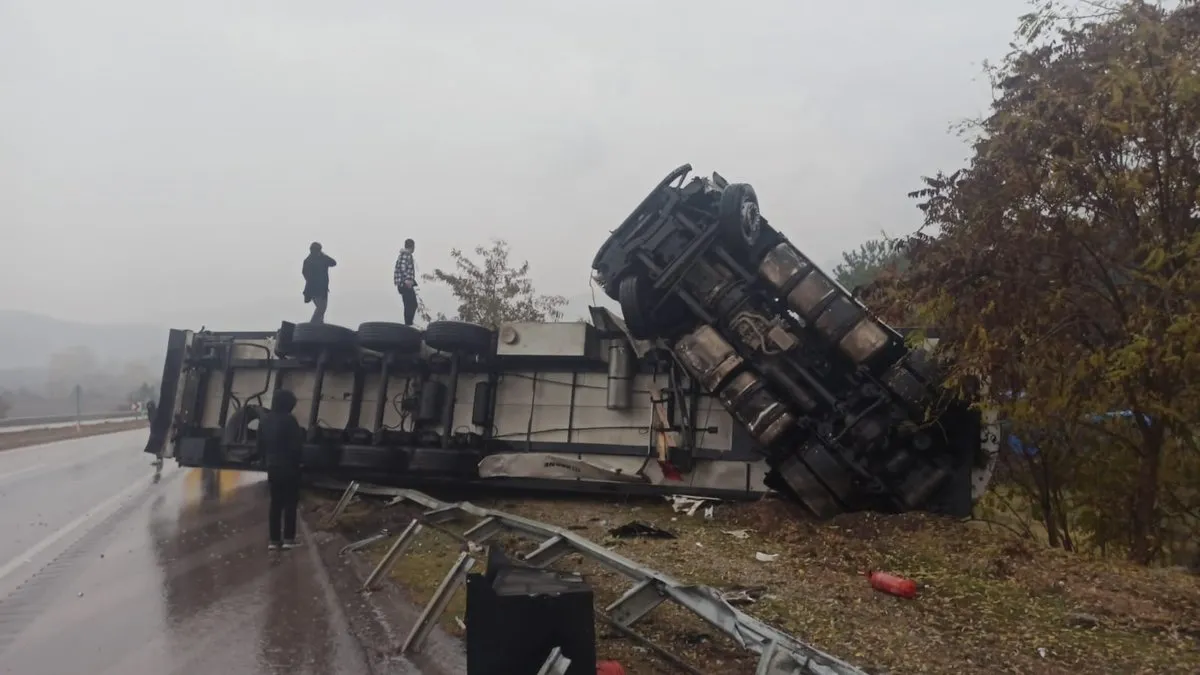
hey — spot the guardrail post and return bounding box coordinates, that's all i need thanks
[400,552,475,654]
[324,481,361,526]
[362,519,424,592]
[339,529,390,556]
[521,534,573,568]
[462,516,504,544]
[605,579,667,628]
[535,646,573,675]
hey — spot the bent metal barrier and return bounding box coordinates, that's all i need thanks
[321,479,869,675]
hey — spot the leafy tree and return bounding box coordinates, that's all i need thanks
[883,0,1200,563]
[832,235,908,292]
[421,239,568,328]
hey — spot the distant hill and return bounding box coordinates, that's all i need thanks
[0,310,166,371]
[0,310,167,417]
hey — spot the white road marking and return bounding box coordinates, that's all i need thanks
[0,476,149,584]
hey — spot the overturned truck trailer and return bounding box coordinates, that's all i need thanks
[592,164,998,518]
[144,165,997,517]
[145,312,776,500]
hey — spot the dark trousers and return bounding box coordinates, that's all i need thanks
[398,286,418,326]
[310,294,328,324]
[268,469,301,542]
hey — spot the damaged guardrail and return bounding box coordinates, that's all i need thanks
[319,479,869,675]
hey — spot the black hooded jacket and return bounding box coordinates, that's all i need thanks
[302,252,337,301]
[257,390,304,471]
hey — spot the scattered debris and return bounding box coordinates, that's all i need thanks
[455,616,466,631]
[754,552,778,562]
[867,571,918,599]
[702,505,715,520]
[722,529,752,540]
[608,521,676,539]
[720,585,768,605]
[666,495,720,517]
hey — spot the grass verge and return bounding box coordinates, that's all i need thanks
[305,491,1200,675]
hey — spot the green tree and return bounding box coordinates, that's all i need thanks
[422,239,568,328]
[832,235,908,292]
[884,0,1200,564]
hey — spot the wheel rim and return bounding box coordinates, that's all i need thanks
[740,201,761,243]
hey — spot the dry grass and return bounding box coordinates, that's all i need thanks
[306,491,1200,675]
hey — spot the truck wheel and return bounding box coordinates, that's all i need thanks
[292,323,357,350]
[717,183,762,250]
[618,275,654,339]
[423,320,493,355]
[357,322,423,354]
[618,275,692,340]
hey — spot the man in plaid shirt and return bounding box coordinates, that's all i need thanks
[394,238,418,326]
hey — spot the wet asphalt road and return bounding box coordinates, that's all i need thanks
[0,430,373,675]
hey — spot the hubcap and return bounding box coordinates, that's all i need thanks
[740,201,761,242]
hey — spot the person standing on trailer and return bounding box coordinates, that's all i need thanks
[257,389,305,550]
[393,238,419,326]
[302,242,337,324]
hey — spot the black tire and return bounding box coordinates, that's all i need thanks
[717,183,762,250]
[423,320,493,355]
[618,275,692,340]
[222,404,263,445]
[357,322,423,354]
[292,322,357,350]
[618,275,654,340]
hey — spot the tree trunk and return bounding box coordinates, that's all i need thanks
[1129,424,1165,565]
[1037,456,1062,549]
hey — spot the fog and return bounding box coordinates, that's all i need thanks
[1,0,1030,328]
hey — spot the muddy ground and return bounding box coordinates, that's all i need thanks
[305,490,1200,675]
[0,419,148,452]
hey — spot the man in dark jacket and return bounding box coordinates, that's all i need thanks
[257,389,305,550]
[302,242,337,324]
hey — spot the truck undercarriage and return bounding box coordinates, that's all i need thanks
[146,310,774,502]
[146,164,997,518]
[592,165,995,518]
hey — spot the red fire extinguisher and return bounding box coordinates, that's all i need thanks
[867,570,918,599]
[597,661,626,675]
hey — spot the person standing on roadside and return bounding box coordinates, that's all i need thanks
[393,238,419,326]
[302,242,337,324]
[258,389,304,550]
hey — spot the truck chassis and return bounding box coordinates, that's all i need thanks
[592,165,993,518]
[146,311,775,502]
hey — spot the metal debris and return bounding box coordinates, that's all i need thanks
[318,479,868,675]
[609,521,677,539]
[666,494,720,516]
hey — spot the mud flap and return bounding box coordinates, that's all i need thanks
[144,329,190,458]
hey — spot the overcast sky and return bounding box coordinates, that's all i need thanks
[1,0,1032,329]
